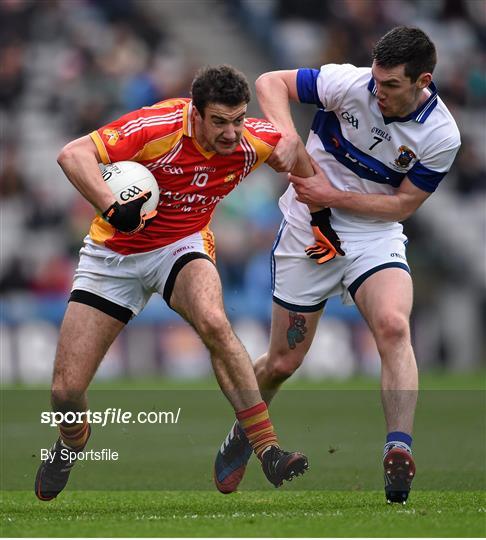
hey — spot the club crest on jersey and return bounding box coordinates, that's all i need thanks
[395,145,416,168]
[331,136,340,148]
[224,171,237,183]
[103,128,123,146]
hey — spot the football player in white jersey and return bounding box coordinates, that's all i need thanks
[213,26,461,504]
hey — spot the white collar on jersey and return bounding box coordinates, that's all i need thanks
[367,77,438,125]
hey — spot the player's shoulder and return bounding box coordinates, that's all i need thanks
[117,97,188,137]
[318,63,371,85]
[421,96,461,154]
[142,97,190,113]
[244,117,281,147]
[139,98,187,125]
[433,97,461,144]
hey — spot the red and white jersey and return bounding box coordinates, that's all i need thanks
[89,98,280,255]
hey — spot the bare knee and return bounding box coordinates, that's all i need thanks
[51,370,87,412]
[51,385,86,413]
[194,309,233,349]
[374,312,410,351]
[258,351,304,384]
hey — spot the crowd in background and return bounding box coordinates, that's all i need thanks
[1,0,484,381]
[1,0,194,294]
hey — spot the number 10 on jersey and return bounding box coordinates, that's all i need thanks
[191,172,209,187]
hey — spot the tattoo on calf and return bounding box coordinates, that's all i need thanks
[287,312,307,350]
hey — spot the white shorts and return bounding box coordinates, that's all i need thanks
[271,221,410,312]
[71,230,216,322]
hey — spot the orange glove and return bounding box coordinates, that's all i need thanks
[305,209,345,264]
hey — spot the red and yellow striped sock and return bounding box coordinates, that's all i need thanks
[59,418,90,450]
[236,401,278,459]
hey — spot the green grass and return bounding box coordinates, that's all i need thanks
[6,370,485,391]
[1,490,485,537]
[1,373,485,536]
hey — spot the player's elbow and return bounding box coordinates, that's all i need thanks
[57,144,75,168]
[395,204,416,222]
[255,72,274,94]
[257,70,299,104]
[58,139,86,167]
[58,136,98,168]
[256,71,288,96]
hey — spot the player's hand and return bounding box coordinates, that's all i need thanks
[267,133,301,172]
[290,157,339,207]
[305,208,345,264]
[102,191,157,234]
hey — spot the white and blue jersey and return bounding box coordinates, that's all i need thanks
[279,63,461,240]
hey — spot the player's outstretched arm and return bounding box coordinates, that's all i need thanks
[256,70,302,172]
[290,158,431,222]
[257,70,345,264]
[289,146,345,264]
[57,135,116,212]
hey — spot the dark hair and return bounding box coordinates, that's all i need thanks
[191,65,251,116]
[372,26,437,82]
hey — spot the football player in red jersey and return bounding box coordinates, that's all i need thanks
[35,65,310,500]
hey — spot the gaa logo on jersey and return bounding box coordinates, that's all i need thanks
[103,128,123,146]
[394,145,416,168]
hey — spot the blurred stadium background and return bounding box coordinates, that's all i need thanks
[0,0,484,384]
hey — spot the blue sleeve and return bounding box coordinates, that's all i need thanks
[296,68,324,109]
[407,161,447,193]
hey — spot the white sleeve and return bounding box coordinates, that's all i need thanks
[297,64,362,111]
[316,64,362,111]
[408,133,461,192]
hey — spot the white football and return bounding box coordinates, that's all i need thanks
[99,161,159,214]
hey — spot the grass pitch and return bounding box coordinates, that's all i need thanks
[1,373,485,536]
[2,490,485,537]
